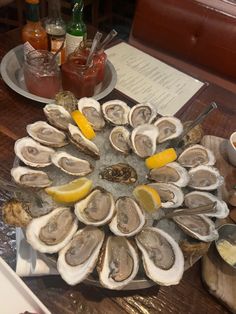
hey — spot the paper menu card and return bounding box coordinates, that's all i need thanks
[106,42,204,115]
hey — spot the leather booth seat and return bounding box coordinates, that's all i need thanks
[129,0,236,83]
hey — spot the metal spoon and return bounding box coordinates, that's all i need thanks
[86,31,103,66]
[98,29,118,50]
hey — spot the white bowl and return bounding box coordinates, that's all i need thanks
[227,131,236,167]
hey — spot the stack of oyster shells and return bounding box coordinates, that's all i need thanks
[8,96,229,290]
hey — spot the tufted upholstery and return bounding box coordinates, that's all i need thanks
[129,0,236,81]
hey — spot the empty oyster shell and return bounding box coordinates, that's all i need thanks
[55,91,78,113]
[74,187,115,226]
[154,117,183,143]
[14,137,55,168]
[182,121,204,147]
[27,121,68,147]
[178,144,215,168]
[109,126,131,155]
[57,226,105,285]
[68,124,100,159]
[184,191,229,218]
[109,197,145,237]
[78,97,105,131]
[102,100,130,125]
[148,182,184,208]
[131,124,159,158]
[135,227,184,286]
[52,151,93,176]
[26,207,78,253]
[99,163,137,184]
[147,162,189,187]
[98,236,139,290]
[1,199,32,227]
[188,165,223,190]
[11,166,52,188]
[43,103,74,131]
[173,214,218,242]
[128,103,157,128]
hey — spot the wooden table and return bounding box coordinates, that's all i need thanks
[0,29,235,314]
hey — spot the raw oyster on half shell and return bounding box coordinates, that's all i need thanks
[188,165,223,190]
[102,100,130,125]
[178,145,215,168]
[57,226,105,285]
[78,98,105,131]
[109,197,145,237]
[43,104,74,131]
[154,117,183,143]
[109,126,131,155]
[135,227,184,286]
[128,103,157,128]
[11,166,52,188]
[26,207,78,253]
[98,236,139,290]
[99,163,137,184]
[52,151,93,176]
[14,137,55,168]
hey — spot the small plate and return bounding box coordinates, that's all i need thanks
[0,45,117,103]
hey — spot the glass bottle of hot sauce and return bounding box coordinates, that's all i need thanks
[65,0,87,57]
[22,0,48,58]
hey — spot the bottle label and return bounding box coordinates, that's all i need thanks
[66,33,83,56]
[49,36,66,65]
[23,41,35,59]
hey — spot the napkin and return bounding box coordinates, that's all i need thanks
[16,228,58,277]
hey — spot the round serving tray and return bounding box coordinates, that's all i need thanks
[0,45,117,103]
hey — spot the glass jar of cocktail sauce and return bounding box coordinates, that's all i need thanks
[79,39,107,83]
[61,51,98,98]
[23,50,61,98]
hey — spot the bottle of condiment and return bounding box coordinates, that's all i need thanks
[44,0,66,65]
[22,0,48,58]
[65,0,87,57]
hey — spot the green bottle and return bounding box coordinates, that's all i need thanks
[66,0,87,56]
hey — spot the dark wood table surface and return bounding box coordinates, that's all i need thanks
[0,29,235,314]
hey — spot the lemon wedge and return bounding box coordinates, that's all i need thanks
[133,185,161,213]
[45,177,92,203]
[71,110,96,140]
[145,148,177,169]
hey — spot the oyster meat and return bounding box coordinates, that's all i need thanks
[188,165,223,190]
[27,121,68,147]
[154,117,183,143]
[14,137,55,168]
[74,187,115,226]
[102,100,130,125]
[57,226,105,285]
[78,97,105,131]
[52,151,93,176]
[147,162,189,187]
[135,227,184,286]
[109,126,131,155]
[26,207,78,253]
[68,124,100,159]
[109,197,145,237]
[43,104,74,131]
[99,163,137,184]
[178,144,215,168]
[131,124,159,158]
[11,166,52,188]
[98,236,139,290]
[128,103,156,128]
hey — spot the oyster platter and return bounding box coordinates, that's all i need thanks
[2,91,229,290]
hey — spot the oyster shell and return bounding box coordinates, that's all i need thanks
[188,165,223,190]
[128,103,156,128]
[99,163,137,184]
[1,199,32,227]
[43,103,74,131]
[55,91,78,113]
[131,124,159,158]
[154,117,183,143]
[182,121,204,147]
[52,151,93,176]
[173,214,218,242]
[148,182,184,208]
[27,121,68,147]
[57,226,105,285]
[102,100,130,125]
[14,137,55,168]
[135,227,184,286]
[11,166,52,188]
[109,197,145,237]
[178,144,215,168]
[26,207,78,253]
[109,126,131,155]
[147,162,189,187]
[68,124,100,159]
[78,97,105,131]
[74,187,115,226]
[184,191,229,218]
[98,236,139,290]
